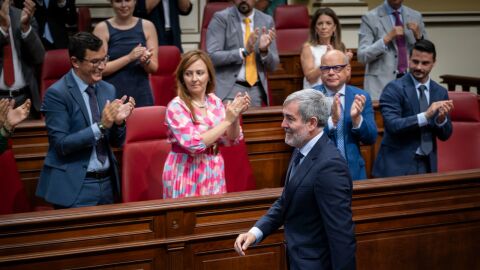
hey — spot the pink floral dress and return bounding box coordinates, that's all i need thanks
[162,94,242,198]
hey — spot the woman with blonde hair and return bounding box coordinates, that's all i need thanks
[162,50,251,199]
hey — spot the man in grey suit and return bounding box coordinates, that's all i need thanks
[357,0,427,100]
[0,0,45,115]
[206,0,279,106]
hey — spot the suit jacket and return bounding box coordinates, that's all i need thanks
[36,70,126,207]
[0,7,45,111]
[314,84,377,180]
[255,133,356,270]
[357,3,427,100]
[206,7,279,104]
[34,0,77,49]
[134,0,192,52]
[372,74,453,178]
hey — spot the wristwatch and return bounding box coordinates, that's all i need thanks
[97,122,107,135]
[241,48,250,58]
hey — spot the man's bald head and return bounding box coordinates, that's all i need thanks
[320,50,351,92]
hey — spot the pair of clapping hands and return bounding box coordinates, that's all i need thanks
[225,92,251,123]
[129,43,153,65]
[99,96,136,128]
[245,27,276,55]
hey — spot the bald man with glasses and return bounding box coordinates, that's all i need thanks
[313,50,377,180]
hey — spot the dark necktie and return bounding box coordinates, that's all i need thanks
[393,10,407,74]
[86,85,107,164]
[418,85,432,155]
[287,149,304,182]
[3,43,15,87]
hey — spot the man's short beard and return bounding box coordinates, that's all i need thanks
[237,2,252,15]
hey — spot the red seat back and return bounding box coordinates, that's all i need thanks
[77,7,92,32]
[122,106,170,202]
[0,149,31,214]
[437,92,480,172]
[274,5,310,54]
[200,2,232,51]
[150,46,181,106]
[41,49,70,99]
[220,139,256,192]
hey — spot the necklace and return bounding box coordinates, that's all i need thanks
[192,99,206,108]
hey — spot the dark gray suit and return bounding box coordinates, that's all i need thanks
[0,6,45,111]
[206,7,279,104]
[357,3,426,100]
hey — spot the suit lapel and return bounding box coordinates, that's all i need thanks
[378,5,398,51]
[229,8,244,47]
[403,74,421,114]
[283,134,326,212]
[344,86,354,130]
[66,72,90,125]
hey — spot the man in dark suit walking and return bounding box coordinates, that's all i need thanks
[373,39,453,177]
[36,32,135,208]
[234,89,356,270]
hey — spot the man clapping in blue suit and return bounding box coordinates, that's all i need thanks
[36,32,135,208]
[314,50,377,180]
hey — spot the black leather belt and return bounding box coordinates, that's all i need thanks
[235,81,259,88]
[0,86,27,97]
[85,170,110,179]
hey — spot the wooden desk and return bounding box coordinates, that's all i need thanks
[1,169,479,269]
[440,74,480,94]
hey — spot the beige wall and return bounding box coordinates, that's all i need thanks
[364,0,480,12]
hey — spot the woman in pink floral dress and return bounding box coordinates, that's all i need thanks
[162,50,251,199]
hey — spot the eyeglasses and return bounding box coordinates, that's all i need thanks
[82,55,110,68]
[319,64,347,74]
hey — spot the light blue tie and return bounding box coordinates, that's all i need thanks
[43,0,54,44]
[336,94,346,159]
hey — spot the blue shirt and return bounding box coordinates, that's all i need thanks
[71,70,110,172]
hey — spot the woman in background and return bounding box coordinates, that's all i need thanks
[94,0,158,107]
[301,7,352,89]
[163,50,251,199]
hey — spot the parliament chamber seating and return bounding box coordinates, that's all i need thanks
[40,49,70,99]
[274,5,310,54]
[150,46,181,106]
[0,149,31,215]
[122,106,170,202]
[220,136,256,192]
[199,2,232,51]
[437,92,480,172]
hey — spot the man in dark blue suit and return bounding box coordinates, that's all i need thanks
[234,89,356,270]
[36,32,135,208]
[314,50,377,180]
[373,39,453,177]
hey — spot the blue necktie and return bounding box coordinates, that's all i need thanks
[418,85,432,155]
[86,85,107,164]
[287,149,304,183]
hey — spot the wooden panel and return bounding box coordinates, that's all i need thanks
[0,170,479,269]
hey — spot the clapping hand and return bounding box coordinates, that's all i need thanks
[20,0,36,32]
[129,43,147,63]
[350,94,365,128]
[258,27,276,53]
[225,92,251,123]
[7,99,31,128]
[331,94,342,127]
[0,0,10,32]
[115,96,135,124]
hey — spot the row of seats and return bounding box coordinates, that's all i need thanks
[40,46,180,107]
